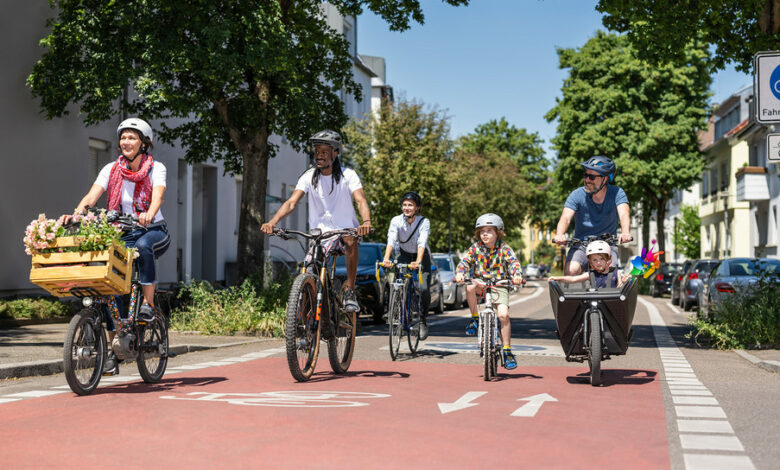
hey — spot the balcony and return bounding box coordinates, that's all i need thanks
[735,166,769,202]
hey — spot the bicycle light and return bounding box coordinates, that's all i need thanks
[559,296,565,302]
[82,297,93,307]
[591,301,598,307]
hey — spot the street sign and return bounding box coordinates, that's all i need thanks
[767,133,780,161]
[754,51,780,124]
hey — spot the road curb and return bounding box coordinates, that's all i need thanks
[0,338,266,380]
[733,349,780,373]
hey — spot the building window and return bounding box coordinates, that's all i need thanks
[701,172,709,197]
[714,104,740,141]
[720,161,729,191]
[710,167,718,196]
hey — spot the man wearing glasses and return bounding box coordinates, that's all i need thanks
[553,156,631,275]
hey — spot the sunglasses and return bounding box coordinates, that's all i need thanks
[583,173,602,181]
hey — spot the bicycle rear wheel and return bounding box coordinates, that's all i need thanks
[588,311,602,386]
[285,273,321,382]
[328,285,356,374]
[482,313,492,381]
[137,308,168,383]
[63,308,106,395]
[388,288,402,360]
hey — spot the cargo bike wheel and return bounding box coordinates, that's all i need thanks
[63,308,106,395]
[285,273,321,382]
[587,311,602,386]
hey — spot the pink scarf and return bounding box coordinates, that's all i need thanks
[107,155,154,215]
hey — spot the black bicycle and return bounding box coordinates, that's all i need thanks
[377,262,422,360]
[62,210,168,395]
[271,227,359,382]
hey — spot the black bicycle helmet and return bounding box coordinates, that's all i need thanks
[580,156,616,182]
[401,191,422,209]
[309,129,342,155]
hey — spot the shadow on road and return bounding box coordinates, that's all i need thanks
[91,376,227,395]
[565,369,657,387]
[304,369,410,383]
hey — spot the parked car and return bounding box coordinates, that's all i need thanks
[433,252,466,310]
[334,243,387,323]
[671,259,694,306]
[523,263,540,279]
[700,258,780,319]
[650,262,682,297]
[679,259,720,311]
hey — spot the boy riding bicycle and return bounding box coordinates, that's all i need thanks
[454,213,524,370]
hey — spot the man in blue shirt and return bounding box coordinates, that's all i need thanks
[553,156,631,275]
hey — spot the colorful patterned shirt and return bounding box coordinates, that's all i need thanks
[456,240,522,279]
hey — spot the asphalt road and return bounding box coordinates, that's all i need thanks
[2,281,779,469]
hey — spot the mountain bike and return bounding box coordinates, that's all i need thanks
[376,262,422,360]
[62,211,168,395]
[271,227,359,382]
[461,275,514,381]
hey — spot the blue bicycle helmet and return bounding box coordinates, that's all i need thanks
[580,156,616,182]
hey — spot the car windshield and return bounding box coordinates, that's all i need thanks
[729,259,780,276]
[335,247,381,267]
[694,261,719,274]
[434,257,452,271]
[661,264,682,274]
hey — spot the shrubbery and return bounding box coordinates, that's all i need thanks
[688,273,780,349]
[0,298,76,320]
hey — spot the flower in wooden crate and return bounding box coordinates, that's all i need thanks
[23,214,62,255]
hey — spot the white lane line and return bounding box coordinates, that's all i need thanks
[172,365,210,370]
[675,405,728,419]
[680,434,745,451]
[509,286,544,306]
[672,396,719,405]
[670,390,714,396]
[4,390,68,398]
[0,398,22,404]
[677,419,734,434]
[667,303,683,315]
[683,455,755,470]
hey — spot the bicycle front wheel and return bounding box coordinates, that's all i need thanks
[63,308,106,395]
[328,287,356,374]
[407,289,420,355]
[286,273,321,382]
[137,308,168,383]
[388,288,402,361]
[588,311,602,386]
[482,313,492,381]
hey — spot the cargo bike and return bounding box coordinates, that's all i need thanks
[548,235,638,386]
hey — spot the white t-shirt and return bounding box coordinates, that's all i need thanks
[95,160,166,222]
[295,167,361,231]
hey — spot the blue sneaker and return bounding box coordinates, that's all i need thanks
[503,349,517,370]
[465,318,478,336]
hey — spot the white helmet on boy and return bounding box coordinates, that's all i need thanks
[586,240,611,257]
[475,213,504,231]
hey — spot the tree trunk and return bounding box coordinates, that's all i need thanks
[656,197,667,263]
[237,133,270,284]
[641,201,651,251]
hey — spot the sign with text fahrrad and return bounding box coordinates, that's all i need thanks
[755,51,780,124]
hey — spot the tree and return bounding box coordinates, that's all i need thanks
[27,0,468,283]
[545,31,712,259]
[673,204,701,259]
[597,0,780,73]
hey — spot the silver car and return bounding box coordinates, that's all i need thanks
[433,253,466,310]
[679,259,719,311]
[523,263,540,279]
[700,258,780,319]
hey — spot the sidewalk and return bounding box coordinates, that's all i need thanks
[0,322,272,380]
[733,349,780,373]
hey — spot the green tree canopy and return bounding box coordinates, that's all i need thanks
[545,31,711,257]
[597,0,780,72]
[27,0,468,282]
[673,204,701,259]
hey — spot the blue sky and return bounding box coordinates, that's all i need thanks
[357,0,752,158]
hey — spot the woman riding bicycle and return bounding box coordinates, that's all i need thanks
[62,117,170,374]
[454,214,523,370]
[381,191,432,339]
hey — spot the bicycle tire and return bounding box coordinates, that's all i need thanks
[492,317,502,376]
[137,309,168,383]
[63,308,106,395]
[328,283,356,374]
[482,313,492,381]
[388,288,402,361]
[285,273,321,382]
[407,285,420,355]
[588,311,602,386]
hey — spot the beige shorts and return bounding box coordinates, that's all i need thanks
[480,286,509,307]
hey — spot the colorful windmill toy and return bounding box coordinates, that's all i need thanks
[628,240,664,278]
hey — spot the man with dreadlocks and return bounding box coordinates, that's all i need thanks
[261,130,371,313]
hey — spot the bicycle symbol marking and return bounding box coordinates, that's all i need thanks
[159,391,391,407]
[770,65,780,100]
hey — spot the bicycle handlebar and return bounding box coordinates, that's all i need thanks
[375,261,422,284]
[563,233,633,247]
[271,227,360,241]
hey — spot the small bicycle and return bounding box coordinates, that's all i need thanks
[461,275,514,381]
[271,227,358,382]
[62,211,168,395]
[376,262,422,360]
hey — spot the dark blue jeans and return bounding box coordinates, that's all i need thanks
[121,221,170,285]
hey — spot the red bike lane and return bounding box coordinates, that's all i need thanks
[2,358,668,469]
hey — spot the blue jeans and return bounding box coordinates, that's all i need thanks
[121,221,170,285]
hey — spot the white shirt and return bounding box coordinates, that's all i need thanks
[387,214,430,255]
[95,160,166,222]
[295,166,361,231]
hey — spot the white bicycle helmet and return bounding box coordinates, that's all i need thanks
[586,240,611,257]
[117,117,153,144]
[475,213,504,231]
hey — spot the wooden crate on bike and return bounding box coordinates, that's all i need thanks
[29,237,133,297]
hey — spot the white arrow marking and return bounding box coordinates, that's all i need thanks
[510,393,558,417]
[437,391,487,414]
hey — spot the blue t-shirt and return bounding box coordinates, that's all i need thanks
[564,186,629,239]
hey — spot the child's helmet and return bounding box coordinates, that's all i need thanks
[586,240,612,257]
[475,213,504,231]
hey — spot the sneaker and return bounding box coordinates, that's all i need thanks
[343,288,360,313]
[465,318,478,336]
[102,351,120,376]
[503,349,517,370]
[138,303,155,322]
[419,317,429,340]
